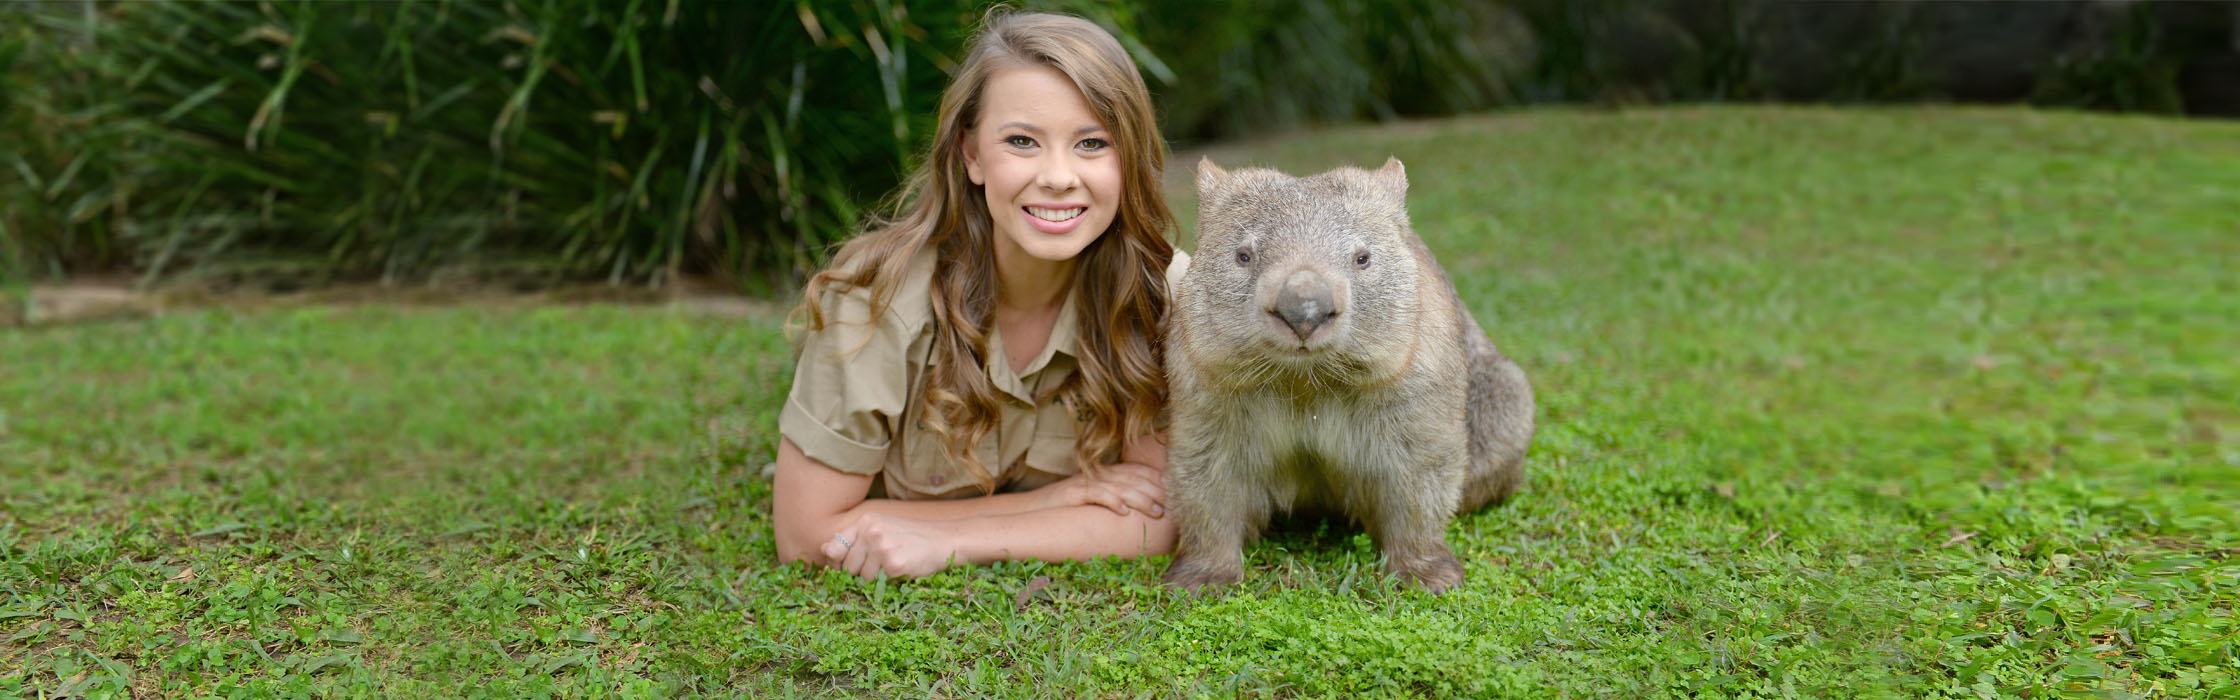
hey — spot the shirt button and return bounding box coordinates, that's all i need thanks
[930,474,945,487]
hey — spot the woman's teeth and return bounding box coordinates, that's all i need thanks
[1026,206,1085,222]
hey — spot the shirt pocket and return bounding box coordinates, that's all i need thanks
[893,428,983,499]
[1031,425,1084,467]
[1014,395,1088,488]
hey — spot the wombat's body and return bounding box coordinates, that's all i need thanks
[1163,158,1535,593]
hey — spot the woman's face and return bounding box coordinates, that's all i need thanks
[962,63,1122,268]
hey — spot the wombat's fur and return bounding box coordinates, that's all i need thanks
[1163,157,1535,593]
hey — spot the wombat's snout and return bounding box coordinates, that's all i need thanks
[1270,270,1339,341]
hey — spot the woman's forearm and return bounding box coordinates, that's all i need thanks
[945,504,1178,565]
[845,490,1051,521]
[777,438,1059,563]
[779,436,1180,573]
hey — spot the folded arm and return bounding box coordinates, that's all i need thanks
[771,433,1176,578]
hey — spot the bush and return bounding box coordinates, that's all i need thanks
[2,0,1535,288]
[2,0,998,290]
[4,1,2229,288]
[1132,0,1531,141]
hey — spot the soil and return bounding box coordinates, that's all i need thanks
[4,274,788,327]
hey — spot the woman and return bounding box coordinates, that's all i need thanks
[772,10,1189,580]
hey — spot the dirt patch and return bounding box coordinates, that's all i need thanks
[5,274,790,327]
[9,277,158,326]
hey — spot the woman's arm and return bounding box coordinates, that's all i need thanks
[774,438,1063,564]
[828,504,1175,579]
[771,434,1171,567]
[820,429,1176,576]
[776,430,1177,576]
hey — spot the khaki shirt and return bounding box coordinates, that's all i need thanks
[781,247,1191,500]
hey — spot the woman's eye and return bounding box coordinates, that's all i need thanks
[1005,135,1035,148]
[1077,138,1109,151]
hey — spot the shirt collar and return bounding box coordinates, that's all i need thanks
[985,286,1080,405]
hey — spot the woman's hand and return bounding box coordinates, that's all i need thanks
[820,513,963,580]
[1032,462,1166,518]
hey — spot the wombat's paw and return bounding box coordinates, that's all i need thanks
[1162,555,1243,592]
[1389,551,1466,594]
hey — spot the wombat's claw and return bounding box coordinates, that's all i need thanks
[1390,553,1466,593]
[1162,557,1243,592]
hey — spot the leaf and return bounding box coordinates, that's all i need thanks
[192,522,251,537]
[320,628,364,644]
[561,628,596,645]
[81,650,130,682]
[1946,632,1993,645]
[1014,575,1053,610]
[288,652,356,674]
[169,567,196,582]
[5,622,52,643]
[2061,658,2109,679]
[41,153,87,200]
[2132,556,2204,575]
[439,521,493,537]
[538,652,591,673]
[159,79,232,123]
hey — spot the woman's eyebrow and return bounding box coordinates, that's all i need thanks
[997,122,1106,137]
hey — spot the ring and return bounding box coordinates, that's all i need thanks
[833,533,852,549]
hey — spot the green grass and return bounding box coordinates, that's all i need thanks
[4,106,2237,698]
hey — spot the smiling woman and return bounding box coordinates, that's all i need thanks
[962,63,1127,353]
[768,9,1191,580]
[964,67,1123,270]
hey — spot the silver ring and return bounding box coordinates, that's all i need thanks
[833,533,852,549]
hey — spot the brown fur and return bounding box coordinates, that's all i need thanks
[1163,157,1535,593]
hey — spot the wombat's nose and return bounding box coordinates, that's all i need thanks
[1272,270,1338,341]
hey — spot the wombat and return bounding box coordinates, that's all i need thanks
[1162,157,1535,593]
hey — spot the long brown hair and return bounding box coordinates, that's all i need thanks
[793,9,1175,492]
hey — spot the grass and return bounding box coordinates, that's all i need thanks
[3,105,2236,698]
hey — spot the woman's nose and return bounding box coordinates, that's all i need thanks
[1035,154,1080,192]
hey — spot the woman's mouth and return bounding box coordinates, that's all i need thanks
[1023,205,1087,234]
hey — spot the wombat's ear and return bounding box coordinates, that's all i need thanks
[1196,157,1229,196]
[1375,157,1409,200]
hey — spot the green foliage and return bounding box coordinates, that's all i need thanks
[0,0,1531,287]
[2033,3,2185,115]
[3,3,112,282]
[9,1,2227,288]
[4,108,2236,697]
[1131,0,1530,140]
[1,0,993,290]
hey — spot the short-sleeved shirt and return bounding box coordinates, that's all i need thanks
[781,247,1192,500]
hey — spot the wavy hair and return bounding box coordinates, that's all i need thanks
[792,9,1176,492]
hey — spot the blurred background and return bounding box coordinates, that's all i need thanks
[3,0,2236,295]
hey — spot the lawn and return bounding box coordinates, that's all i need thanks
[3,106,2236,698]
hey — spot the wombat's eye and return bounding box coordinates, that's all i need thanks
[1234,247,1253,266]
[1354,250,1372,269]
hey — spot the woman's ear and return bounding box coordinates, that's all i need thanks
[962,129,985,186]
